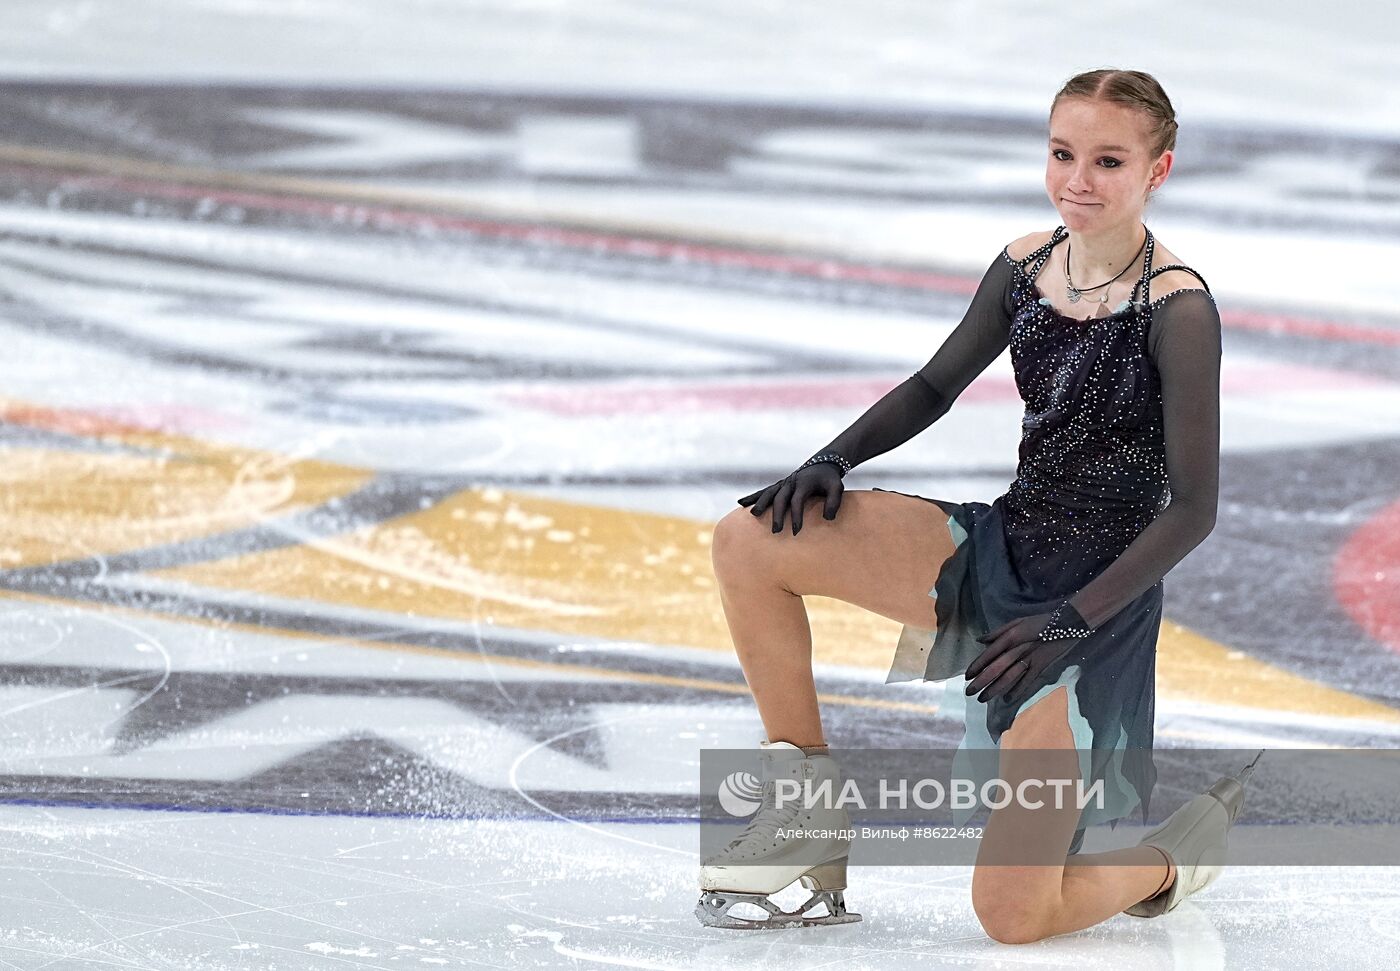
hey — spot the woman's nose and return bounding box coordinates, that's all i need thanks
[1067,164,1094,191]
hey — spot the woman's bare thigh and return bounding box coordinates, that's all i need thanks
[712,488,956,631]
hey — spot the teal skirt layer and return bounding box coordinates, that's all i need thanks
[871,487,1157,831]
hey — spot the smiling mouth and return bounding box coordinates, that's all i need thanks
[1064,199,1098,206]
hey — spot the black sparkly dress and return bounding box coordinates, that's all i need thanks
[871,224,1221,833]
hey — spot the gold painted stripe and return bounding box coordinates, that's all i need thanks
[0,398,372,568]
[147,485,1400,725]
[1,399,1385,725]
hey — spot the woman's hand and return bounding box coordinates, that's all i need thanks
[963,613,1081,706]
[737,462,845,536]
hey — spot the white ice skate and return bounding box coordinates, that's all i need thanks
[696,740,861,929]
[1124,749,1264,918]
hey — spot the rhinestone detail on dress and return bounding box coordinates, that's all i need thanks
[993,225,1207,591]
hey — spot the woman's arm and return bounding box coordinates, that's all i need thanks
[1064,287,1222,628]
[813,250,1016,468]
[743,248,1018,533]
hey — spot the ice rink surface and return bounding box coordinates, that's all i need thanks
[1,1,1398,967]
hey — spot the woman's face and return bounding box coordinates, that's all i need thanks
[1045,97,1169,232]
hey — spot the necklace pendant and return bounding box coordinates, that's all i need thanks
[1066,287,1082,303]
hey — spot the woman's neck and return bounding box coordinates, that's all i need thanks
[1065,221,1147,282]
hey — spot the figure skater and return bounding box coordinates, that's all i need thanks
[696,68,1262,941]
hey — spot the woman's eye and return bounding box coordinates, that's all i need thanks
[1051,149,1123,168]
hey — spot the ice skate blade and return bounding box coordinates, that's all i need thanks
[695,889,862,929]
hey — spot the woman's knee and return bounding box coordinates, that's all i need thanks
[710,506,776,581]
[971,882,1051,945]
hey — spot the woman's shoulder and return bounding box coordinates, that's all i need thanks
[1147,241,1212,307]
[1149,250,1208,294]
[1144,242,1219,357]
[1004,229,1060,264]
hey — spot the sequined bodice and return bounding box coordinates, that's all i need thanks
[1000,226,1174,587]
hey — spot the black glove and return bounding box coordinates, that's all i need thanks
[735,370,952,536]
[738,459,845,536]
[963,602,1094,706]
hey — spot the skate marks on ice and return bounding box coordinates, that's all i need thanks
[0,81,1396,966]
[1,420,1396,822]
[7,803,1400,970]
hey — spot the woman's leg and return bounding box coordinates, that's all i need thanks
[709,489,953,748]
[970,687,1175,944]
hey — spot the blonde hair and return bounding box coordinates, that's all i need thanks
[1051,69,1177,159]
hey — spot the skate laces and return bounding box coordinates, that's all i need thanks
[723,780,804,850]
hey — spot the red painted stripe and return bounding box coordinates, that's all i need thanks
[1220,361,1388,394]
[502,360,1388,416]
[9,166,972,291]
[0,402,238,435]
[502,374,1016,417]
[1334,496,1400,655]
[1225,308,1400,347]
[10,162,1400,347]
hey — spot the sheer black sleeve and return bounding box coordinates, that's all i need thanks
[1066,288,1222,629]
[816,251,1015,467]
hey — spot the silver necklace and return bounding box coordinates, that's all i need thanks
[1064,228,1147,307]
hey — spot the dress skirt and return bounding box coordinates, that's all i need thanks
[871,486,1159,832]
